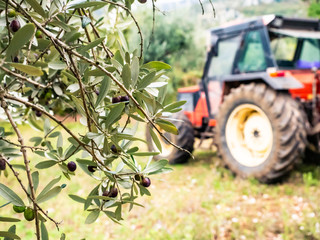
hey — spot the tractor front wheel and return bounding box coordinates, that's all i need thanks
[216,83,307,183]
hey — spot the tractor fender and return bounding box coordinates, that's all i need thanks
[221,72,303,90]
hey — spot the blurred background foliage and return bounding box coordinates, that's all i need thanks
[129,6,207,102]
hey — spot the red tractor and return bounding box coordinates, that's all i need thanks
[147,15,320,183]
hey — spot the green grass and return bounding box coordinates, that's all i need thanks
[1,123,320,240]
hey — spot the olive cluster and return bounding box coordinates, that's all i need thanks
[102,187,118,198]
[135,174,151,188]
[112,95,129,104]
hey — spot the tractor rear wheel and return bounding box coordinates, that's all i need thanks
[216,83,307,183]
[146,112,194,164]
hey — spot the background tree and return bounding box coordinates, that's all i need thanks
[0,0,192,239]
[129,5,210,100]
[305,0,320,17]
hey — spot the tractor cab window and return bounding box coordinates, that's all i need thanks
[299,39,320,67]
[236,30,268,73]
[269,29,320,69]
[270,36,297,65]
[207,35,242,77]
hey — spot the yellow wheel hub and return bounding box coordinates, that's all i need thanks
[225,104,273,167]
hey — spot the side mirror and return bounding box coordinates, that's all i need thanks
[210,34,219,56]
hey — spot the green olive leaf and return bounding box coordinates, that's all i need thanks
[10,63,43,77]
[0,183,24,206]
[0,231,21,240]
[25,0,46,18]
[85,210,100,224]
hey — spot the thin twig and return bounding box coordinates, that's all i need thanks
[101,0,144,60]
[5,0,12,44]
[0,98,41,240]
[33,9,76,65]
[67,52,105,168]
[62,145,80,162]
[67,53,92,131]
[86,10,113,58]
[147,0,156,50]
[26,29,36,64]
[208,0,216,17]
[43,112,73,139]
[121,115,130,133]
[0,136,46,151]
[41,3,68,27]
[0,154,61,230]
[198,0,204,15]
[78,9,96,61]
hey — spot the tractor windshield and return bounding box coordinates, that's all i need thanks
[269,28,320,69]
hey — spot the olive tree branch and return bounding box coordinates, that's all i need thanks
[67,52,104,167]
[121,115,130,133]
[78,9,97,61]
[43,112,73,139]
[0,154,61,230]
[198,0,204,15]
[147,0,156,50]
[0,98,40,240]
[5,0,11,44]
[3,92,112,170]
[0,136,47,151]
[208,0,216,17]
[0,65,47,88]
[33,9,77,64]
[41,2,68,27]
[26,28,36,64]
[8,0,194,158]
[68,52,194,159]
[198,0,216,17]
[86,9,113,59]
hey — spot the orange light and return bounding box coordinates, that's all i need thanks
[269,71,285,77]
[307,94,313,100]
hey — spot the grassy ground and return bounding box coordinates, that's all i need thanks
[1,122,320,240]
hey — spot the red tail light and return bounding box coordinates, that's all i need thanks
[269,71,285,77]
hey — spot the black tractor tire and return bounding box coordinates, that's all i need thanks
[216,83,307,183]
[146,112,194,164]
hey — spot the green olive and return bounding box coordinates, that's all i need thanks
[13,205,25,213]
[24,207,35,221]
[7,9,16,18]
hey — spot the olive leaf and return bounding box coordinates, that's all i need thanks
[40,221,49,240]
[85,210,100,224]
[0,231,20,240]
[143,61,171,71]
[10,63,43,76]
[0,183,24,206]
[26,0,46,18]
[0,217,20,222]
